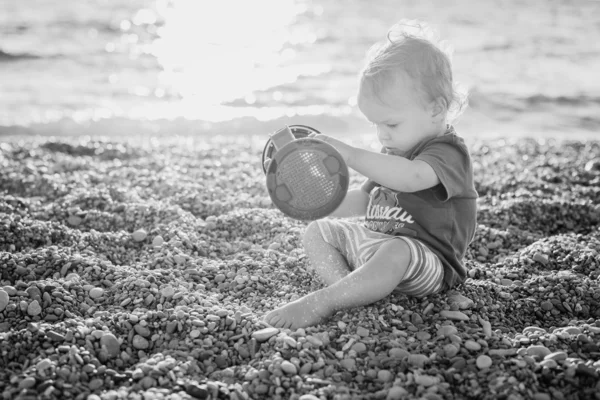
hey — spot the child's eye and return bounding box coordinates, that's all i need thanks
[387,124,398,128]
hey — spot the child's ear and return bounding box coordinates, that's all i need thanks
[430,97,447,120]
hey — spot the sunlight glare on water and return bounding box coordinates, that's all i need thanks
[147,0,325,121]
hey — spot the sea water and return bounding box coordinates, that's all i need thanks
[1,0,599,140]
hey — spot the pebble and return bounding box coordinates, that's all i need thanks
[414,374,437,387]
[132,229,148,242]
[252,327,279,342]
[356,326,369,337]
[132,335,150,350]
[527,345,551,358]
[443,344,460,358]
[464,340,482,351]
[447,293,474,309]
[36,358,52,372]
[27,300,42,316]
[100,333,121,357]
[0,289,9,312]
[408,354,429,368]
[152,235,164,247]
[377,369,394,382]
[440,310,469,321]
[386,386,409,400]
[280,361,297,375]
[18,377,36,390]
[545,351,567,362]
[89,287,104,299]
[389,348,409,359]
[438,325,458,337]
[476,355,493,369]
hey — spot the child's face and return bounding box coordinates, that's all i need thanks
[358,75,441,154]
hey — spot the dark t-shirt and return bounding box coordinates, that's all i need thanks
[361,126,478,289]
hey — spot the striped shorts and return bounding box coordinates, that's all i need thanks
[314,219,444,298]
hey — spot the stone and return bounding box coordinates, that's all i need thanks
[89,287,104,299]
[438,325,458,337]
[132,229,148,242]
[448,293,475,309]
[527,345,551,358]
[377,369,394,382]
[408,354,430,368]
[476,355,493,369]
[27,300,42,316]
[252,327,279,342]
[0,289,9,312]
[100,333,121,357]
[440,310,469,321]
[414,374,437,387]
[132,335,149,350]
[464,340,481,351]
[356,326,369,337]
[389,348,409,359]
[387,386,409,400]
[280,360,297,375]
[152,236,164,247]
[443,344,460,358]
[544,351,568,362]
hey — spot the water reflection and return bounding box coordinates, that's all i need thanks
[148,0,323,118]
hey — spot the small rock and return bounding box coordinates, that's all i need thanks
[356,326,369,337]
[132,229,148,242]
[377,369,394,382]
[476,355,492,369]
[527,345,551,358]
[0,289,9,312]
[438,325,458,337]
[340,358,356,371]
[447,293,474,309]
[532,252,548,265]
[252,327,279,342]
[414,374,437,387]
[544,351,567,362]
[389,348,409,359]
[443,344,459,358]
[480,319,492,337]
[540,301,553,311]
[67,215,82,226]
[464,340,482,351]
[100,333,121,357]
[27,300,42,316]
[152,236,164,247]
[386,386,409,400]
[408,354,429,368]
[89,287,104,299]
[440,310,469,321]
[36,358,52,372]
[19,377,36,390]
[132,335,149,350]
[280,360,297,375]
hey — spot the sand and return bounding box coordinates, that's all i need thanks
[0,134,599,400]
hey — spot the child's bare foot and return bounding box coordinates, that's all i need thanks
[263,293,332,330]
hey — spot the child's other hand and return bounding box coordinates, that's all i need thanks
[309,133,354,164]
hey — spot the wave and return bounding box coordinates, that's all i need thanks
[0,49,42,62]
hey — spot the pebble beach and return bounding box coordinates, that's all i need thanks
[0,134,599,400]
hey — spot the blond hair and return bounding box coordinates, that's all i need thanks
[360,20,468,121]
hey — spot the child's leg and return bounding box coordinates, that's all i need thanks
[302,221,351,286]
[264,239,411,330]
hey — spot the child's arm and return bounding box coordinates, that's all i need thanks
[328,189,369,218]
[314,135,440,193]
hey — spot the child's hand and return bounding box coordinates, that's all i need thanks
[309,133,355,164]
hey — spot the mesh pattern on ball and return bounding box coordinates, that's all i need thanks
[278,149,336,210]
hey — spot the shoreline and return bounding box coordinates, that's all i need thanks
[1,135,599,399]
